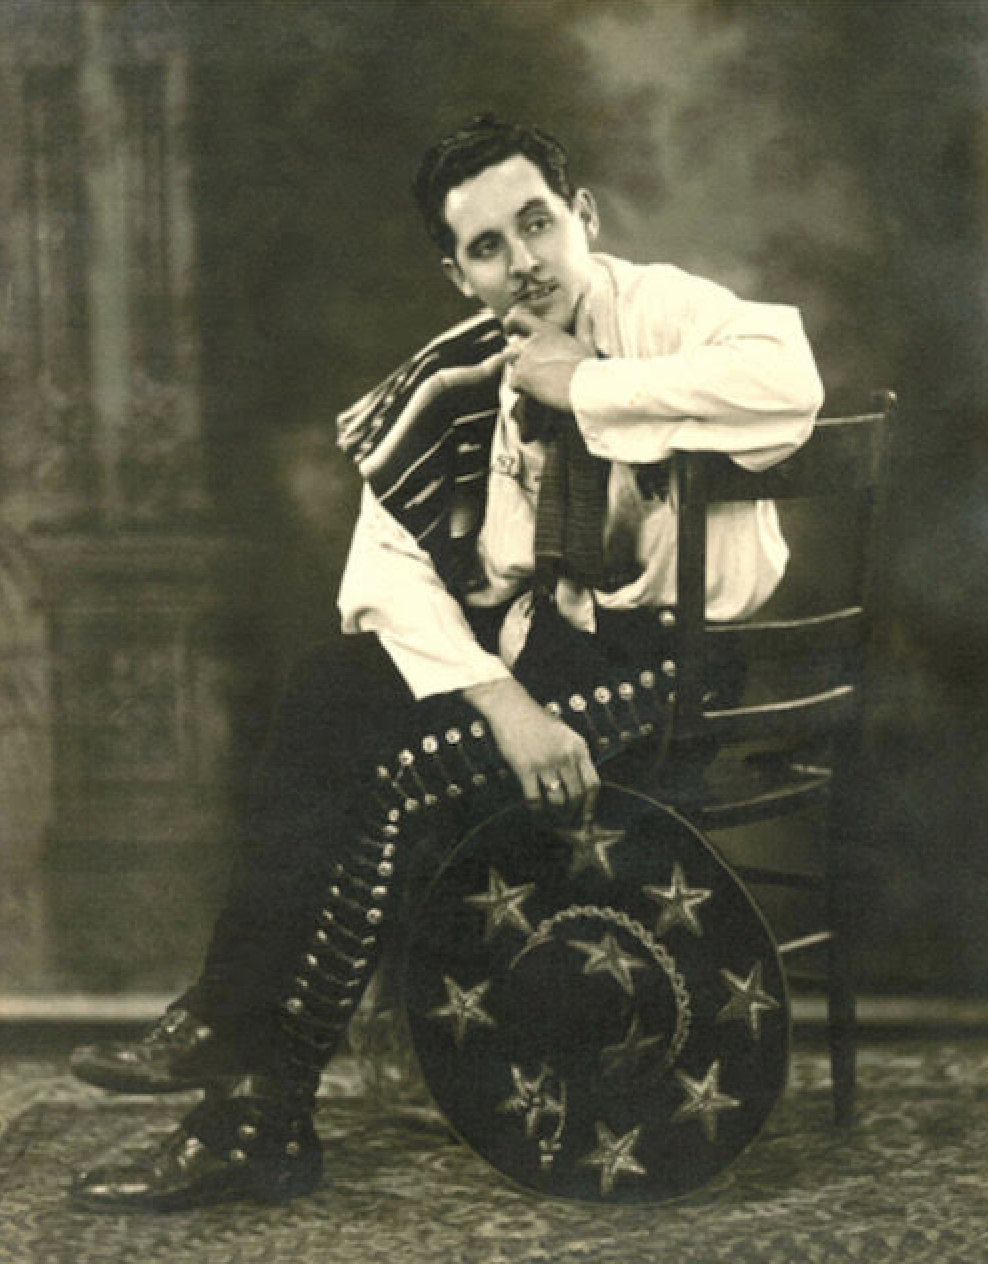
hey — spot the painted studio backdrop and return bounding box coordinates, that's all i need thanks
[0,0,986,1006]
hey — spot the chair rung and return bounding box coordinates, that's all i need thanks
[779,931,834,956]
[697,766,831,827]
[734,865,825,892]
[701,685,856,743]
[784,972,829,988]
[707,607,864,659]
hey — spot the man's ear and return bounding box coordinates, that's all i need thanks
[574,188,600,243]
[441,256,475,299]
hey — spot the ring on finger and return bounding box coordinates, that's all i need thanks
[545,776,564,793]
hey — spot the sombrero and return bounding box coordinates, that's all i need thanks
[402,782,789,1204]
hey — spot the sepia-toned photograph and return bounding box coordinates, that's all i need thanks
[1,1,986,1260]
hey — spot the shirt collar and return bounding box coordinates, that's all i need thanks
[575,253,617,357]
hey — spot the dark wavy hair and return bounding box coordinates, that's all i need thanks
[412,114,575,256]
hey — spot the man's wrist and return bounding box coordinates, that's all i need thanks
[560,359,584,413]
[461,675,528,719]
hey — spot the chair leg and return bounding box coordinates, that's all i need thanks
[825,759,858,1125]
[826,932,856,1125]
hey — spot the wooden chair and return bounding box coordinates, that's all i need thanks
[654,390,897,1124]
[357,392,896,1133]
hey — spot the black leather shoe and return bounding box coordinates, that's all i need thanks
[69,1007,245,1094]
[70,1077,323,1211]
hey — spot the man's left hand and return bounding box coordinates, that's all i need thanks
[504,309,588,412]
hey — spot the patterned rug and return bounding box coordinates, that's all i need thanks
[1,1040,987,1263]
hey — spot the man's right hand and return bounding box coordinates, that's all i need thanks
[462,677,599,821]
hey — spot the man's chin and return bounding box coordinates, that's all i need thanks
[502,290,576,330]
[535,291,574,326]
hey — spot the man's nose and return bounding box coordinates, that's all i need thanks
[507,235,537,276]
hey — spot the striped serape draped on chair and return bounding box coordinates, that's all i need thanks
[337,313,506,591]
[336,312,611,596]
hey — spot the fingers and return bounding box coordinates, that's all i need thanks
[520,769,543,813]
[539,766,576,811]
[485,698,597,821]
[534,739,599,818]
[486,345,520,375]
[503,307,546,337]
[577,759,600,824]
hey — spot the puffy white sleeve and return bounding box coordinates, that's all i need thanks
[571,267,824,472]
[337,484,511,700]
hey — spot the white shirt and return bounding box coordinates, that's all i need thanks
[338,254,824,700]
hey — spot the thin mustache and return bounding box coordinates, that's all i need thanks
[512,278,556,300]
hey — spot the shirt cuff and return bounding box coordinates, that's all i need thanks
[376,632,512,701]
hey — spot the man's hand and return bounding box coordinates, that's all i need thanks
[504,309,589,412]
[462,676,599,821]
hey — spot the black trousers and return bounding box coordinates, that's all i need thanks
[181,605,714,1071]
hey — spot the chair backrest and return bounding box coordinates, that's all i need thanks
[668,390,896,751]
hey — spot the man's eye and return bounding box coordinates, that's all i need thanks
[525,216,552,235]
[473,239,499,259]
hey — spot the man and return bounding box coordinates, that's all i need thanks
[69,115,823,1210]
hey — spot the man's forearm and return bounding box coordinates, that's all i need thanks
[568,301,823,464]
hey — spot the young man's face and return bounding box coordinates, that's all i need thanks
[441,154,598,329]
